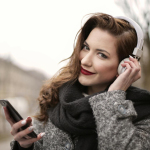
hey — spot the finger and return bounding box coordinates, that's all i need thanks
[11,119,28,136]
[18,132,45,148]
[122,63,141,80]
[124,60,136,68]
[14,125,35,141]
[123,60,141,74]
[133,67,141,81]
[133,73,141,82]
[3,107,15,126]
[121,63,132,73]
[129,56,140,67]
[129,55,136,62]
[26,116,32,126]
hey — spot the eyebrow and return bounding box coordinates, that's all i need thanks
[84,41,110,56]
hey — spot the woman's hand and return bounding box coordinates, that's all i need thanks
[108,56,141,92]
[3,107,45,148]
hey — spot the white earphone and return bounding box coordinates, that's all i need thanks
[115,16,144,75]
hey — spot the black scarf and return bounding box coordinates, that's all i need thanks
[48,81,150,150]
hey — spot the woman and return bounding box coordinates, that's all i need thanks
[4,13,150,150]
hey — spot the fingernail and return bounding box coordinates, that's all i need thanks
[129,55,134,58]
[26,116,31,120]
[21,120,26,125]
[41,132,45,137]
[3,107,6,110]
[29,126,34,131]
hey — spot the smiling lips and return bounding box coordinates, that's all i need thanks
[81,67,95,75]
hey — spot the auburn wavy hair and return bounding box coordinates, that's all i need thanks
[35,13,137,122]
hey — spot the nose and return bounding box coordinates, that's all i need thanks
[81,51,93,67]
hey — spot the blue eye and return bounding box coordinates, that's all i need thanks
[98,53,107,59]
[83,44,89,50]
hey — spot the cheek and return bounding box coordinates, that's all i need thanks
[79,51,84,61]
[95,64,105,72]
[95,63,118,74]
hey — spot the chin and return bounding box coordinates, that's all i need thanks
[78,77,93,87]
[78,77,88,86]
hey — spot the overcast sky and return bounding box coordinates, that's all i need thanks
[0,0,124,78]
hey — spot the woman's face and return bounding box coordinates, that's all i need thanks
[78,28,119,95]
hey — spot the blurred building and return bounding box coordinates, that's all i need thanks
[0,57,48,137]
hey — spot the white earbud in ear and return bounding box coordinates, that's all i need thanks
[118,58,130,75]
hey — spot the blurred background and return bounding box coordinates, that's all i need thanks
[0,0,149,149]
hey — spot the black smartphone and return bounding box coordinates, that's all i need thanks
[0,99,37,138]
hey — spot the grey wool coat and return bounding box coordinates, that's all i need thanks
[10,89,150,150]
